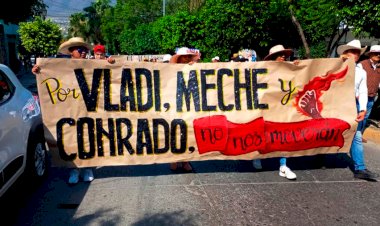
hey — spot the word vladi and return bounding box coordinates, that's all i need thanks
[42,67,270,113]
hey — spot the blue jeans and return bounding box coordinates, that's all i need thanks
[279,157,286,166]
[350,101,367,171]
[350,131,366,171]
[357,97,375,133]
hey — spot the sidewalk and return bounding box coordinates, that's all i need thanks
[363,122,380,145]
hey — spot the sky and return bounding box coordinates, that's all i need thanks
[44,0,116,18]
[45,0,94,18]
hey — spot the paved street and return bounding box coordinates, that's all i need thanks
[1,141,380,226]
[1,71,379,226]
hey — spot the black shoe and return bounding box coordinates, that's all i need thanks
[354,169,378,181]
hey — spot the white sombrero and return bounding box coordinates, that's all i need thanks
[337,39,366,55]
[264,45,293,60]
[58,37,92,55]
[170,47,197,63]
[365,45,380,56]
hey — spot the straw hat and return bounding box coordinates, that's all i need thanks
[264,45,293,60]
[58,37,92,55]
[337,39,366,55]
[365,45,380,56]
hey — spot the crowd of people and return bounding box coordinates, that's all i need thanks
[32,37,379,184]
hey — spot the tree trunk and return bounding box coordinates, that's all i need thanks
[288,5,310,59]
[327,27,349,57]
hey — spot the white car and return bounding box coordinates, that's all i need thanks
[0,64,48,197]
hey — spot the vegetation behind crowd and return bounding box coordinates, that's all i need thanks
[14,0,380,62]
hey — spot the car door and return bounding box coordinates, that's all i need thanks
[0,68,29,174]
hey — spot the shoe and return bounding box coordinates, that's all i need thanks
[83,168,94,182]
[362,138,367,143]
[252,159,262,170]
[354,169,378,181]
[68,169,80,184]
[279,166,297,180]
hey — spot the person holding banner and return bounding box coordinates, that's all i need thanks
[169,47,198,172]
[338,40,378,181]
[32,37,96,184]
[92,44,115,64]
[32,37,90,74]
[58,37,96,184]
[252,44,298,180]
[357,45,380,142]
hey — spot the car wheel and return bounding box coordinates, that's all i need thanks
[26,137,48,180]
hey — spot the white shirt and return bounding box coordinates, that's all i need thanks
[355,65,368,111]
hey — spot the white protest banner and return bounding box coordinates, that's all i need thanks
[35,57,356,167]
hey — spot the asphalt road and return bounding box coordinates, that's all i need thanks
[1,140,379,226]
[1,71,379,226]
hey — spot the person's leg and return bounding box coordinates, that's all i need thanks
[83,167,94,182]
[68,168,80,184]
[279,157,296,180]
[350,130,378,180]
[350,131,366,171]
[252,159,262,170]
[360,97,375,134]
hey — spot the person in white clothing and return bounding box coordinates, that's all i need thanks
[338,39,378,181]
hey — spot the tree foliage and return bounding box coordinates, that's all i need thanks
[18,17,62,57]
[68,13,90,40]
[339,0,380,38]
[66,0,380,60]
[68,0,112,45]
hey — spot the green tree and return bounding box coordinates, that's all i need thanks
[119,23,159,54]
[68,13,90,40]
[270,0,340,58]
[195,0,276,60]
[100,0,379,58]
[101,0,191,54]
[83,0,112,45]
[339,0,380,38]
[18,17,62,58]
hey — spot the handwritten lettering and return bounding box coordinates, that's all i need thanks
[176,68,269,112]
[279,79,296,105]
[41,78,80,104]
[56,117,188,160]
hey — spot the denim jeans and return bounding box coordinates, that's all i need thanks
[350,100,367,171]
[350,131,366,170]
[357,97,375,133]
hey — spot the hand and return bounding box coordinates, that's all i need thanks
[32,64,40,74]
[107,56,115,64]
[293,60,300,66]
[340,54,349,62]
[355,111,366,122]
